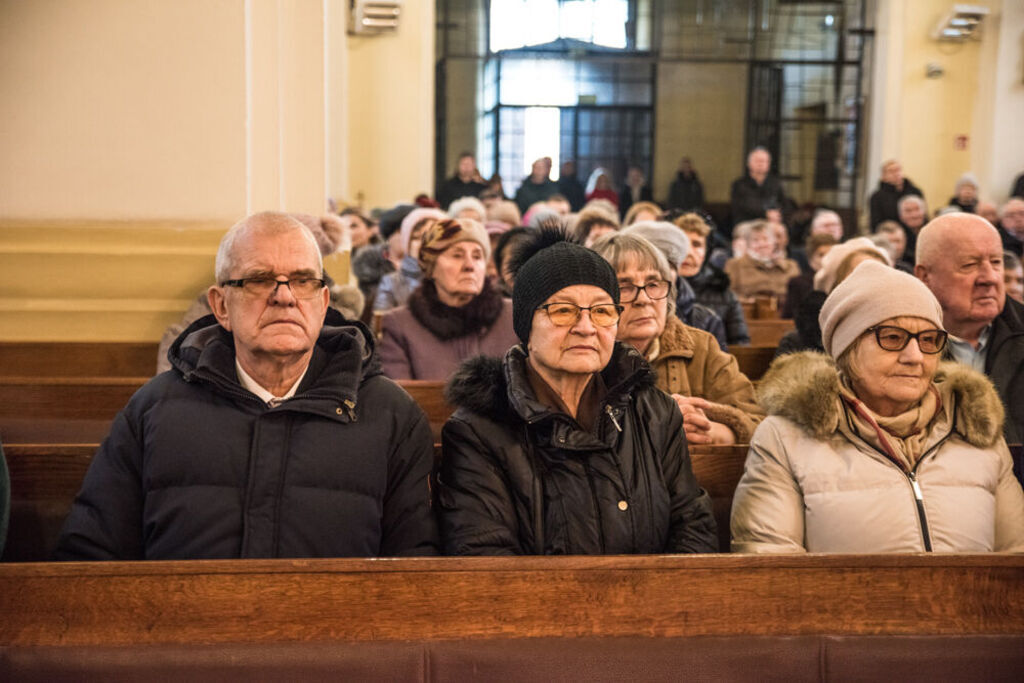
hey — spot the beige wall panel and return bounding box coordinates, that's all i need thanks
[443,59,481,179]
[345,2,435,209]
[0,0,246,220]
[655,63,748,204]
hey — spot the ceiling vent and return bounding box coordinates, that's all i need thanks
[349,1,402,35]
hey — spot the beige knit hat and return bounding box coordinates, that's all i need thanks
[819,259,944,358]
[417,218,491,278]
[813,236,892,293]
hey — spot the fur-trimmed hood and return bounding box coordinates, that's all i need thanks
[445,342,655,424]
[758,351,1004,448]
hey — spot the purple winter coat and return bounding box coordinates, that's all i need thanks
[379,280,517,380]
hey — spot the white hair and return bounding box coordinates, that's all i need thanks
[215,211,322,283]
[897,195,926,213]
[447,196,487,222]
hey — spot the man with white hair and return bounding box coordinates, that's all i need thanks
[56,211,439,559]
[916,213,1024,448]
[998,197,1024,256]
[869,159,924,229]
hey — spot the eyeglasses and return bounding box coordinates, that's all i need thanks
[221,277,326,299]
[867,326,948,354]
[619,279,671,303]
[537,302,623,327]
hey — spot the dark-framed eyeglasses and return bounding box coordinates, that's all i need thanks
[536,302,623,328]
[867,326,948,354]
[618,279,671,303]
[221,277,326,299]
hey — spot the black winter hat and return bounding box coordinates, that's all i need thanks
[378,204,415,240]
[508,228,619,343]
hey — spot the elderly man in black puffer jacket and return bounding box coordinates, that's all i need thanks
[55,212,438,560]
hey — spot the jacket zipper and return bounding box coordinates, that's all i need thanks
[907,470,932,552]
[605,405,622,432]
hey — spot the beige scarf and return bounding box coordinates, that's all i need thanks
[838,379,943,472]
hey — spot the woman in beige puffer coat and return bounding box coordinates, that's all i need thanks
[731,260,1024,553]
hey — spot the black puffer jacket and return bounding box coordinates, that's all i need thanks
[55,310,438,560]
[687,265,751,346]
[436,343,717,555]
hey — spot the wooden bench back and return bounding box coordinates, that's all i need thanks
[1,442,748,561]
[744,319,794,346]
[0,341,157,377]
[1,555,1021,648]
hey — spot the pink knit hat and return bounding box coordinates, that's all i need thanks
[813,236,891,292]
[819,259,944,358]
[399,208,447,253]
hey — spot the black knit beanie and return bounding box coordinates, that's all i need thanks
[509,228,619,343]
[378,204,415,240]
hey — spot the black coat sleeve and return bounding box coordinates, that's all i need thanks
[436,417,524,555]
[380,391,440,556]
[654,392,718,553]
[53,408,146,560]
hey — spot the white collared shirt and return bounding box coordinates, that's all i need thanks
[235,359,309,407]
[947,325,992,374]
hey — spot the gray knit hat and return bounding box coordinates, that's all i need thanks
[819,259,944,358]
[508,228,619,343]
[623,221,691,270]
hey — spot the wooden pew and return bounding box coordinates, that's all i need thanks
[396,380,451,442]
[0,341,157,377]
[730,344,776,382]
[745,319,794,346]
[1,556,1021,679]
[0,376,145,444]
[1,442,748,561]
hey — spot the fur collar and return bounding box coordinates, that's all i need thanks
[656,315,695,361]
[757,352,1004,447]
[408,279,506,341]
[446,343,655,423]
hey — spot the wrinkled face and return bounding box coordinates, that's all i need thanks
[528,284,617,379]
[616,259,668,353]
[919,225,1004,330]
[210,226,328,363]
[771,222,788,252]
[679,231,706,277]
[848,316,941,417]
[342,214,374,249]
[432,241,487,303]
[809,244,833,272]
[899,200,926,230]
[978,202,999,225]
[748,229,776,260]
[812,214,843,240]
[1001,200,1024,237]
[747,150,771,177]
[457,155,475,178]
[882,230,906,260]
[957,182,978,204]
[881,162,902,186]
[1005,266,1024,303]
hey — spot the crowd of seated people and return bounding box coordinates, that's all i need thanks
[33,151,1024,563]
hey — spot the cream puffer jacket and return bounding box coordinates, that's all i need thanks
[731,352,1024,553]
